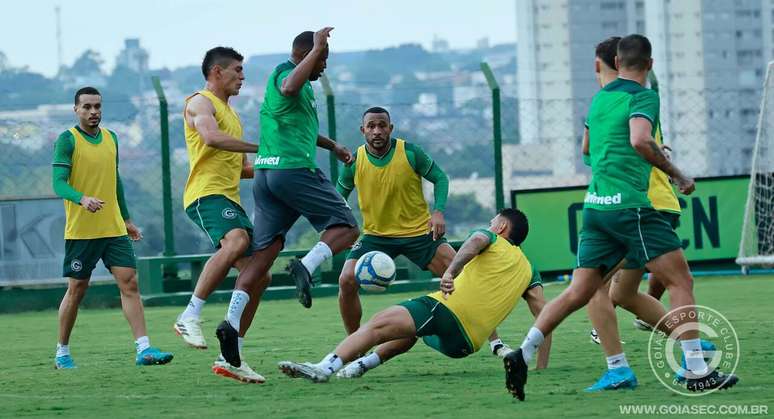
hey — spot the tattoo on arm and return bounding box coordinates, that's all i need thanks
[446,233,490,277]
[643,140,681,179]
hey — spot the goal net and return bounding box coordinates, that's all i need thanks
[737,61,774,268]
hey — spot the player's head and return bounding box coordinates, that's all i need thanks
[489,208,529,246]
[202,47,244,96]
[615,34,652,73]
[292,31,328,81]
[74,86,102,129]
[361,107,393,151]
[594,36,620,87]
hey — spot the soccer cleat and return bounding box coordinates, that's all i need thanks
[212,355,266,384]
[54,354,76,369]
[504,349,528,401]
[286,258,313,308]
[686,370,739,392]
[492,342,514,358]
[278,361,330,383]
[174,317,207,349]
[215,320,241,368]
[584,367,638,392]
[135,347,174,366]
[675,340,717,383]
[590,328,601,344]
[336,361,368,379]
[632,318,654,331]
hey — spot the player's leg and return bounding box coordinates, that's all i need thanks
[646,272,667,300]
[338,259,362,334]
[273,169,359,308]
[609,268,672,335]
[278,305,417,382]
[337,336,419,379]
[523,285,552,370]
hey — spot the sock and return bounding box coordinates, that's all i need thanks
[226,290,250,332]
[315,352,344,375]
[301,241,333,274]
[135,336,150,354]
[361,352,381,370]
[519,327,545,364]
[606,353,629,370]
[180,295,205,320]
[56,343,70,358]
[489,338,504,352]
[238,337,244,354]
[681,338,709,374]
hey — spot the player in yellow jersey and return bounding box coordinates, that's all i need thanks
[277,209,536,383]
[52,87,173,369]
[337,107,551,367]
[174,47,268,383]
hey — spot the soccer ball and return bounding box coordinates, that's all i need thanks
[355,251,397,292]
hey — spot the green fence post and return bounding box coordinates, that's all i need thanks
[151,76,177,279]
[320,74,345,281]
[480,62,504,211]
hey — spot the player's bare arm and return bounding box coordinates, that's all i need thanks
[582,127,590,156]
[186,95,258,153]
[125,219,143,241]
[281,27,333,96]
[241,154,254,179]
[629,117,695,194]
[317,134,353,164]
[440,232,491,297]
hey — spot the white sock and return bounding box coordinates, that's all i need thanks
[519,327,544,364]
[489,338,504,352]
[226,290,249,332]
[606,353,629,370]
[56,343,70,357]
[238,337,244,354]
[180,295,205,320]
[315,352,343,375]
[301,241,333,274]
[360,352,381,370]
[681,338,709,374]
[135,336,150,353]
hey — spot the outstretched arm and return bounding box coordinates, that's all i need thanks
[187,95,257,153]
[281,27,333,96]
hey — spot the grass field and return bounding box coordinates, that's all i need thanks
[1,275,773,418]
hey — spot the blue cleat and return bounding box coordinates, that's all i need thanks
[585,367,638,392]
[135,347,174,366]
[675,339,716,383]
[54,354,77,369]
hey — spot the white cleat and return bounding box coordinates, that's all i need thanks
[590,328,601,345]
[174,317,207,349]
[336,361,368,379]
[278,361,330,383]
[212,355,266,384]
[632,318,654,331]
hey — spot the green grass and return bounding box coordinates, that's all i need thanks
[1,276,773,418]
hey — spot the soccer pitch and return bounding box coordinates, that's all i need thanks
[1,276,772,418]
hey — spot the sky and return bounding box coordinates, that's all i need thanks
[1,0,517,77]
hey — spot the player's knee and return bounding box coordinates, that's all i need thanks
[221,230,250,256]
[565,285,594,309]
[68,280,89,300]
[338,270,358,295]
[118,274,140,296]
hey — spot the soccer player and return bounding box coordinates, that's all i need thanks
[52,87,173,369]
[504,35,738,401]
[337,107,551,367]
[174,47,269,383]
[216,28,359,368]
[277,209,535,382]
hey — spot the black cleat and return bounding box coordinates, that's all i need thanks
[686,370,739,392]
[504,348,528,401]
[215,320,240,368]
[286,257,313,308]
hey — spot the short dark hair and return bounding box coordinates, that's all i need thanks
[617,34,652,71]
[293,31,315,52]
[595,36,621,70]
[500,208,529,246]
[362,106,390,121]
[201,47,243,79]
[74,86,101,105]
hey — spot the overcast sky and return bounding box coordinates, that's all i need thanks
[1,0,517,76]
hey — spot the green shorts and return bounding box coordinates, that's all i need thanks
[623,211,681,269]
[526,266,543,291]
[185,195,254,254]
[398,296,474,359]
[347,233,448,270]
[64,235,136,279]
[577,208,682,274]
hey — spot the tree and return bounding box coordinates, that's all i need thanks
[68,49,104,76]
